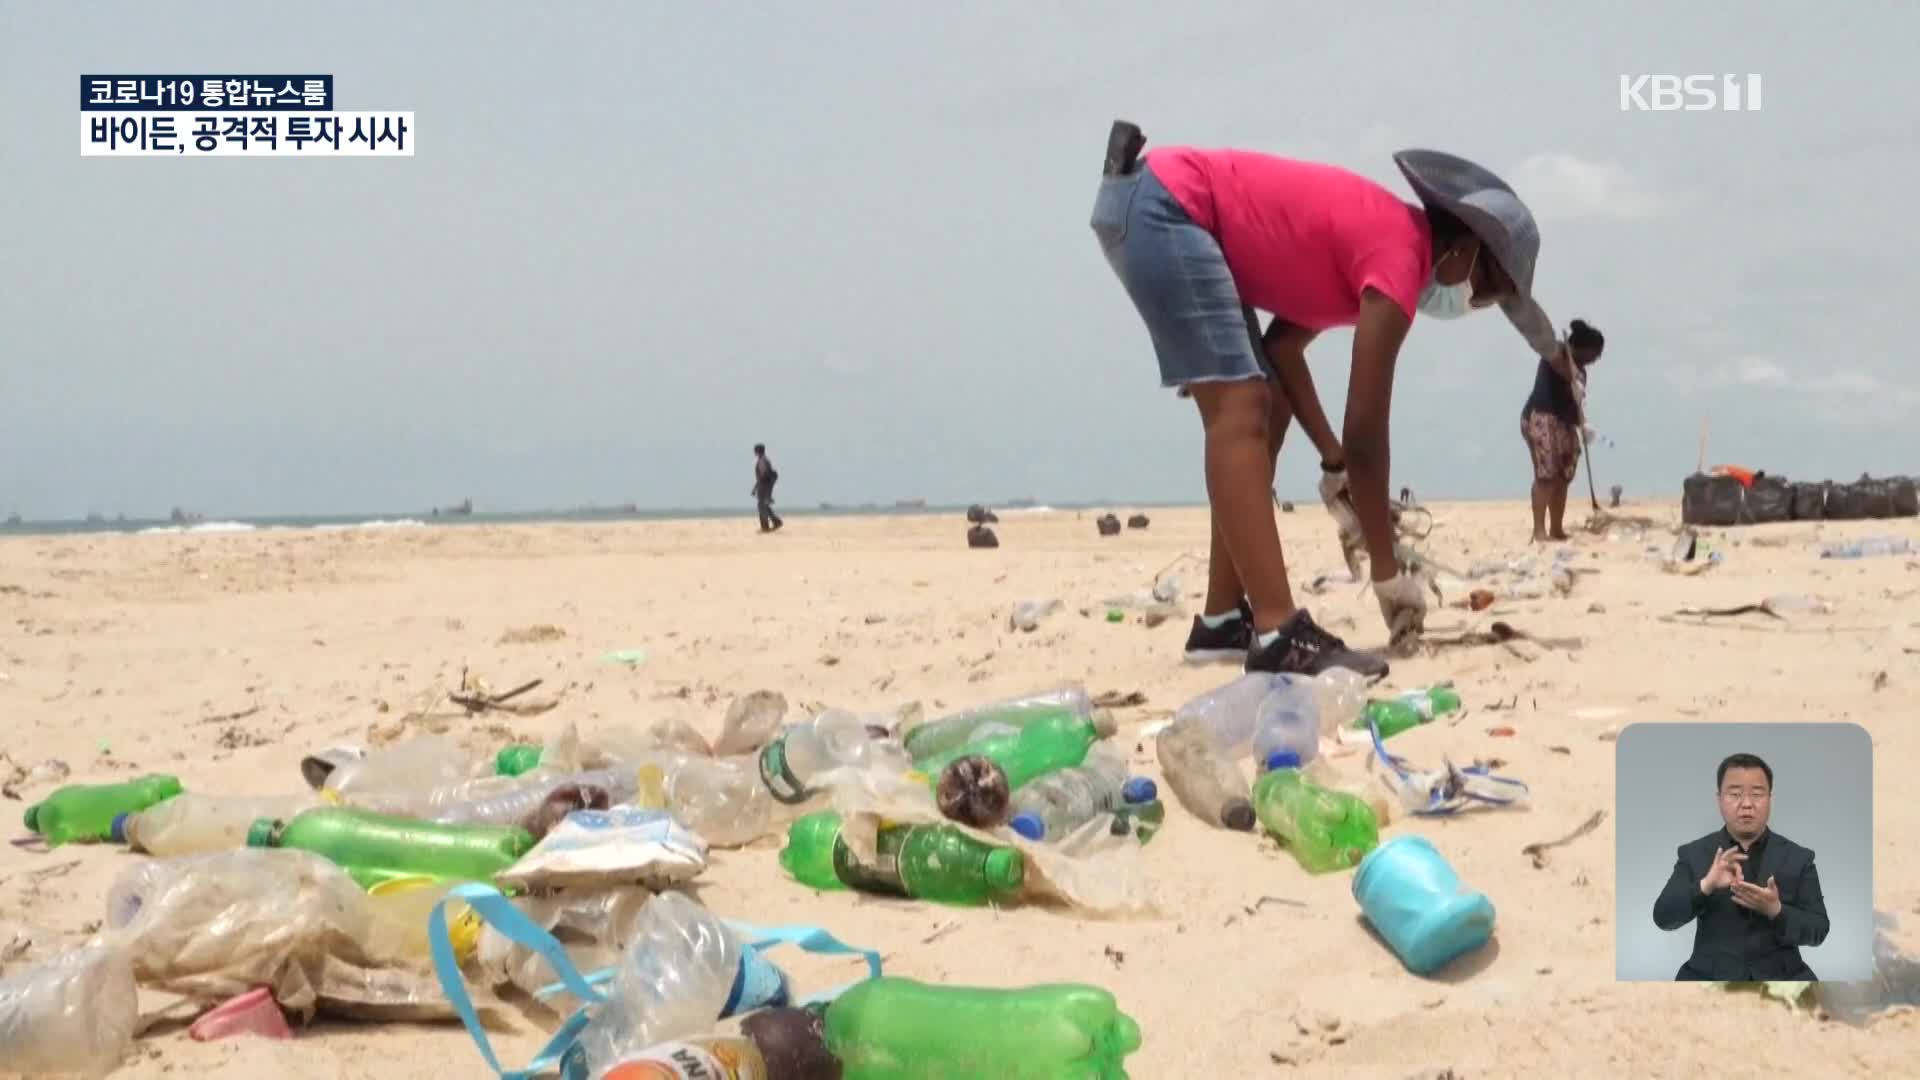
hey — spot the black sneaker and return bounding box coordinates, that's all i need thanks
[1245,608,1389,680]
[1182,599,1255,664]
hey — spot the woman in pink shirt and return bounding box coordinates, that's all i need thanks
[1090,123,1568,676]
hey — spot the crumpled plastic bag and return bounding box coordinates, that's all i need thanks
[0,942,138,1077]
[496,807,708,893]
[104,848,457,1022]
[819,766,1158,919]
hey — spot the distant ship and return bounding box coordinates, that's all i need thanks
[85,512,105,524]
[1006,497,1037,509]
[432,498,474,517]
[894,498,928,510]
[3,512,20,526]
[169,507,204,525]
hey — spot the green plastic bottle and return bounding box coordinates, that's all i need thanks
[1356,687,1462,739]
[778,810,848,892]
[782,810,1023,906]
[823,976,1143,1079]
[903,696,1087,762]
[1110,799,1165,845]
[25,774,182,847]
[915,711,1115,792]
[1251,751,1379,874]
[494,744,543,777]
[246,806,533,888]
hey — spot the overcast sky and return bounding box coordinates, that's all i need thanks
[3,2,1914,518]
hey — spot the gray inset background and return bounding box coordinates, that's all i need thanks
[1615,722,1873,981]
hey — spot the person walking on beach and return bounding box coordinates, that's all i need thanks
[1520,319,1604,542]
[752,444,783,533]
[1090,123,1574,674]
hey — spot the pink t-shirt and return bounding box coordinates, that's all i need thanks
[1146,147,1432,329]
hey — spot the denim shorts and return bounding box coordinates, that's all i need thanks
[1090,164,1271,388]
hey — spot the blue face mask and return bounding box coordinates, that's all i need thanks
[1417,246,1478,320]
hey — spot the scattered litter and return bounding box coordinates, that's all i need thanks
[498,624,566,645]
[1010,598,1062,633]
[1092,691,1147,709]
[1672,594,1833,620]
[1486,726,1515,737]
[1522,810,1606,869]
[495,807,707,893]
[602,648,648,666]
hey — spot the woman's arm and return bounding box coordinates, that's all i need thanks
[1261,319,1337,464]
[1345,290,1411,580]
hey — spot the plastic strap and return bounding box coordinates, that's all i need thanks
[723,919,884,1006]
[1368,717,1530,815]
[429,882,606,1080]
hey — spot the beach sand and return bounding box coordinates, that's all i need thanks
[3,501,1916,1078]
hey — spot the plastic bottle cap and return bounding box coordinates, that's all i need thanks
[984,848,1025,890]
[1121,776,1157,803]
[1008,813,1045,841]
[1222,800,1256,831]
[110,812,132,844]
[1264,750,1303,772]
[244,818,280,848]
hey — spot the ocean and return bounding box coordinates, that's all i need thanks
[0,501,1173,538]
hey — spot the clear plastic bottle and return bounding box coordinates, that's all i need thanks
[653,752,784,848]
[1249,676,1320,770]
[429,767,639,830]
[322,735,485,816]
[0,944,138,1077]
[1009,598,1062,632]
[1005,742,1153,841]
[758,710,912,805]
[1154,721,1254,831]
[570,892,775,1077]
[1313,669,1369,734]
[1170,673,1286,756]
[115,792,319,856]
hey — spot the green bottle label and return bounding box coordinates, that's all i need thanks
[758,738,809,804]
[831,827,912,897]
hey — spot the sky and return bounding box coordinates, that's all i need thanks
[3,2,1916,518]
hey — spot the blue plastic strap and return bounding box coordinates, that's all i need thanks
[1368,717,1530,816]
[428,882,606,1080]
[723,918,884,1006]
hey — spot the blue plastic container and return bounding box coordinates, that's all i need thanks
[1352,835,1495,975]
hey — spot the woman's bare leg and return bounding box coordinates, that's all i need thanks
[1192,380,1295,632]
[1201,384,1294,616]
[1530,480,1550,542]
[1548,478,1572,539]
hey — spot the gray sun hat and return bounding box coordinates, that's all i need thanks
[1393,149,1540,302]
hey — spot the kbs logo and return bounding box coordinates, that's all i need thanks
[1619,74,1762,112]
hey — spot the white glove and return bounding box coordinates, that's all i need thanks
[1318,466,1365,577]
[1373,571,1428,657]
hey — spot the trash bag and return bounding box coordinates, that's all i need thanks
[1892,476,1919,518]
[1825,481,1868,520]
[1681,473,1744,527]
[966,525,999,549]
[1790,482,1826,521]
[1125,514,1150,529]
[1095,514,1122,537]
[965,504,999,524]
[1820,476,1896,518]
[1743,475,1792,524]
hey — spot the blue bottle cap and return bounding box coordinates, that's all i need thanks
[1009,812,1045,840]
[1263,749,1303,772]
[1121,776,1157,803]
[110,812,131,844]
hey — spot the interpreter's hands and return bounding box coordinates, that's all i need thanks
[1700,845,1748,894]
[1372,571,1428,657]
[1318,466,1365,578]
[1731,875,1784,919]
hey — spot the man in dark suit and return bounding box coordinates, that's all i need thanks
[1652,752,1829,980]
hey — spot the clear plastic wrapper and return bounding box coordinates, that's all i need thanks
[0,943,137,1077]
[104,848,455,1021]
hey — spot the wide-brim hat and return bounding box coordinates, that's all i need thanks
[1394,149,1539,302]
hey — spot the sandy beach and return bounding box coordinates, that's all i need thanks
[3,501,1917,1079]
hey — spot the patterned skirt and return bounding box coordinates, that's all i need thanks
[1521,410,1582,482]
